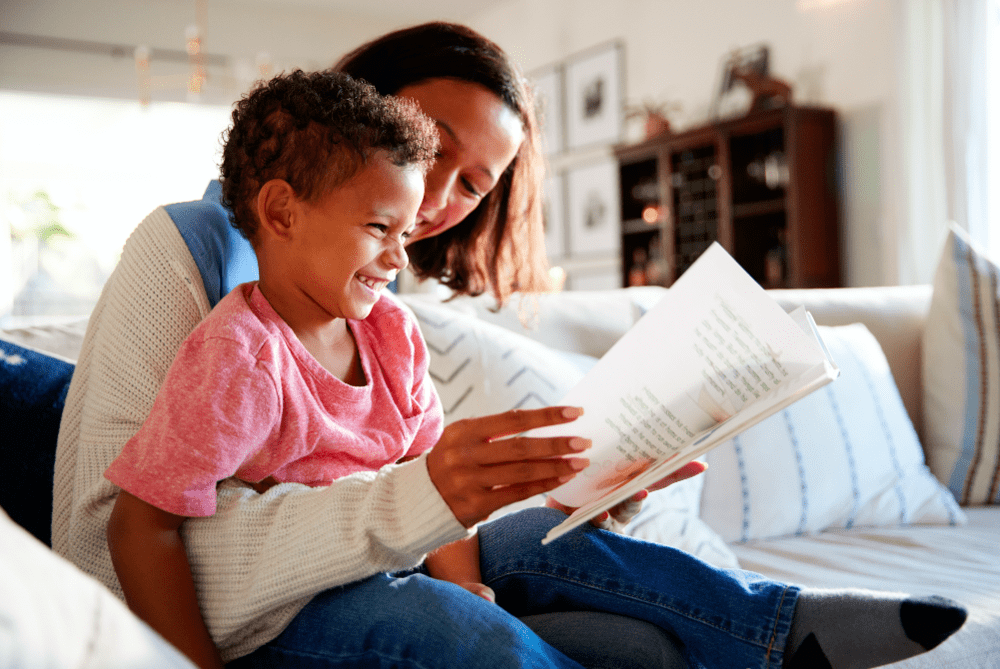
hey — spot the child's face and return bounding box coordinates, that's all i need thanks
[291,152,423,321]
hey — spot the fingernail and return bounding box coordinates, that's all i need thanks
[634,489,649,501]
[569,457,589,471]
[597,511,610,522]
[562,406,584,419]
[568,437,591,451]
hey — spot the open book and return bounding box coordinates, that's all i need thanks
[535,243,839,544]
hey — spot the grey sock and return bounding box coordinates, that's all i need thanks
[784,589,967,669]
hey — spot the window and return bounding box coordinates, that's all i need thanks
[1,92,230,325]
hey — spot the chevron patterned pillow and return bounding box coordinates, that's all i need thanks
[402,297,597,423]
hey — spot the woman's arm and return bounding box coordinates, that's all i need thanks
[107,492,223,669]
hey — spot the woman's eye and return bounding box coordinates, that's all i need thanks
[461,178,482,198]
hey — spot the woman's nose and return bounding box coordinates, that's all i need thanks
[419,166,454,220]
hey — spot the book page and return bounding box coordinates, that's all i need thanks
[532,243,837,517]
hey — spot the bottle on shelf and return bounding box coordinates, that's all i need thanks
[628,248,648,287]
[645,238,669,287]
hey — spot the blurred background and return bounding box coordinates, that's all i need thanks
[1,0,997,322]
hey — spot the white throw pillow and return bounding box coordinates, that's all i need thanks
[700,323,965,543]
[924,224,1000,505]
[621,469,741,569]
[0,508,195,668]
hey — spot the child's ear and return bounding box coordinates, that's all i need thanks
[256,179,298,240]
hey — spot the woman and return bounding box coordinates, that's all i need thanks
[53,22,963,669]
[52,21,698,669]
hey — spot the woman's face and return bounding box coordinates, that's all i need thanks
[396,78,525,245]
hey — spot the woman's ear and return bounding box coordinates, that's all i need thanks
[255,179,298,241]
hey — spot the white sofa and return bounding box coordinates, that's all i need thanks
[396,279,1000,669]
[3,279,998,667]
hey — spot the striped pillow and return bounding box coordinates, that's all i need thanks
[924,224,1000,505]
[700,323,964,543]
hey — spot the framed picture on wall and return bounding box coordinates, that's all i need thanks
[531,65,564,155]
[564,42,624,150]
[543,173,566,258]
[566,159,620,256]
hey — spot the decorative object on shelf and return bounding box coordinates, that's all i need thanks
[710,44,792,120]
[530,65,565,155]
[625,100,682,141]
[566,160,621,256]
[564,41,624,150]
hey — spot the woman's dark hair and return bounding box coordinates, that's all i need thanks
[336,22,550,305]
[220,69,438,241]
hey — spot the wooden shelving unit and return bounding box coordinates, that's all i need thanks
[615,105,840,289]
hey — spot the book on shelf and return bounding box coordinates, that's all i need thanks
[536,242,839,544]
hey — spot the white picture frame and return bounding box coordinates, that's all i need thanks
[566,160,620,257]
[564,42,624,150]
[531,66,564,155]
[543,173,566,258]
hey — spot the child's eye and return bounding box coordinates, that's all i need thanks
[368,223,388,233]
[401,229,413,240]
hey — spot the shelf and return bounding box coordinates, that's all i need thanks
[732,198,786,219]
[614,106,840,289]
[622,218,663,235]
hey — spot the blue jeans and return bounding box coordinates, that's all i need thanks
[229,508,799,669]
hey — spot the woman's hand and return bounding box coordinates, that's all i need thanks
[425,406,590,527]
[544,460,708,530]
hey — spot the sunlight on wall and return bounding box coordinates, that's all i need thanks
[1,92,231,322]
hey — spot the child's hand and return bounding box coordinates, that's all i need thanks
[458,582,496,603]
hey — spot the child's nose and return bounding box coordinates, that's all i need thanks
[385,237,408,271]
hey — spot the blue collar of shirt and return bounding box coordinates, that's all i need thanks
[164,181,260,309]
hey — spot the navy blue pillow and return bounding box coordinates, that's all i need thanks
[0,338,74,546]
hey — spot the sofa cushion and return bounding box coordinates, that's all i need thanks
[0,337,76,546]
[700,323,965,543]
[924,224,1000,505]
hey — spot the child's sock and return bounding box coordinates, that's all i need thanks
[783,589,967,669]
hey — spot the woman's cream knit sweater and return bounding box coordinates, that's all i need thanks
[51,207,469,661]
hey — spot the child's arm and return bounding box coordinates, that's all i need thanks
[423,534,495,602]
[107,491,224,669]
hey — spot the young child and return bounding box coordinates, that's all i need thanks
[104,69,494,669]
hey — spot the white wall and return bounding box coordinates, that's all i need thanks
[467,0,907,286]
[1,0,911,286]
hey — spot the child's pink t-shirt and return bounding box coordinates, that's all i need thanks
[105,282,442,517]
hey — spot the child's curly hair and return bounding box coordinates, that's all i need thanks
[220,69,439,241]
